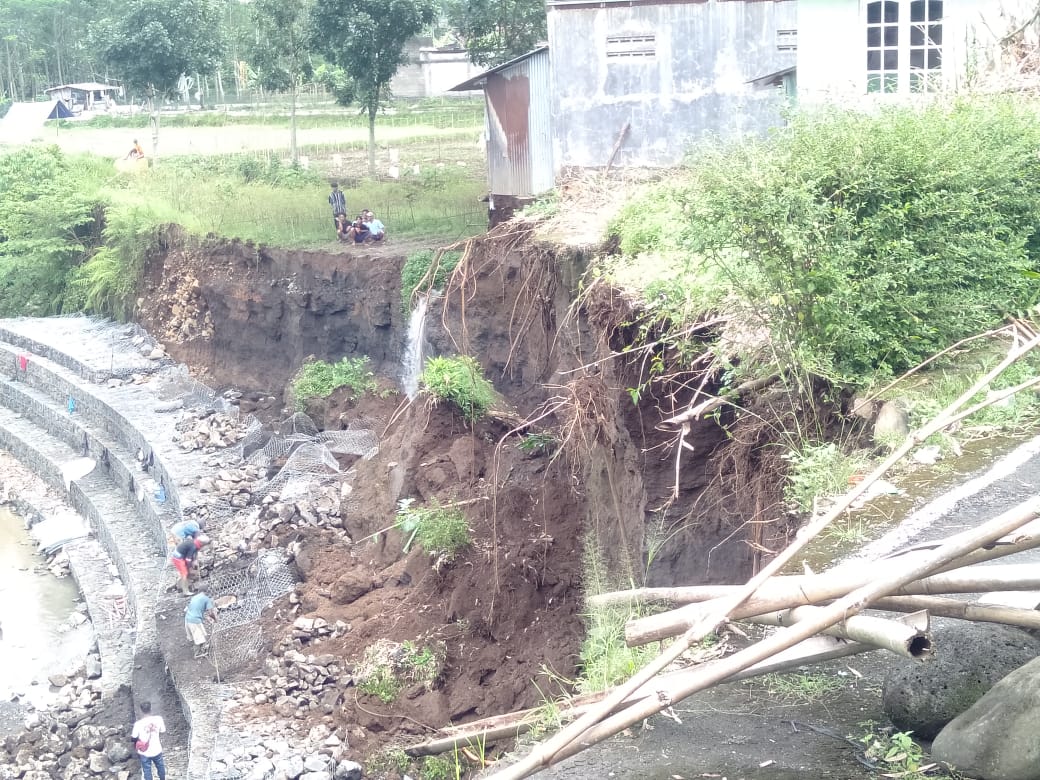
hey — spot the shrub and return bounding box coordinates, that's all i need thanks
[611,97,1040,385]
[291,356,377,408]
[394,498,471,559]
[782,442,867,513]
[421,355,495,421]
[356,639,444,702]
[400,248,462,310]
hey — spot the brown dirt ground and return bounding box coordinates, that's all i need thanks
[248,389,588,763]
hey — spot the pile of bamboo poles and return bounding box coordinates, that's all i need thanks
[405,323,1040,778]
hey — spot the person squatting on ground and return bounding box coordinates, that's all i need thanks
[125,139,144,160]
[170,533,208,594]
[363,209,386,242]
[184,590,218,650]
[328,182,347,235]
[131,701,167,780]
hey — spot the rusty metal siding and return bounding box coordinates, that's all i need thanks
[484,48,552,198]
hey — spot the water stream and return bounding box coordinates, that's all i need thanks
[0,506,92,709]
[402,294,429,400]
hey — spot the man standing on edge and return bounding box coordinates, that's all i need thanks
[328,182,347,235]
[131,701,167,780]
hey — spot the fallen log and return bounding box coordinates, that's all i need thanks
[745,606,932,660]
[864,594,1040,630]
[625,562,1040,646]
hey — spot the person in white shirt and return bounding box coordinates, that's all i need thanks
[362,210,386,242]
[130,700,167,780]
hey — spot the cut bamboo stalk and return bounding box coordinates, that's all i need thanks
[626,562,1040,646]
[865,594,1040,630]
[520,498,1040,776]
[406,635,871,758]
[745,606,932,659]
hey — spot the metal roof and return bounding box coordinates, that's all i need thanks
[45,82,119,93]
[449,46,550,92]
[747,66,797,87]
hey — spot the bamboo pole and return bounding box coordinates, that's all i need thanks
[515,498,1040,776]
[865,594,1040,629]
[745,606,932,659]
[487,334,1040,780]
[626,562,1040,646]
[406,635,871,758]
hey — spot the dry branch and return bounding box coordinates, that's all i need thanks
[865,594,1040,630]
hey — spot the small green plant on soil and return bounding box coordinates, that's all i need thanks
[760,671,846,705]
[290,356,377,409]
[517,431,558,455]
[368,747,411,774]
[395,498,471,559]
[822,516,873,545]
[401,249,463,310]
[782,442,868,514]
[858,723,959,779]
[419,754,459,780]
[421,355,496,422]
[356,638,444,703]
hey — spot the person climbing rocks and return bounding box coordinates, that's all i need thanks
[170,533,209,594]
[184,590,217,650]
[130,700,166,780]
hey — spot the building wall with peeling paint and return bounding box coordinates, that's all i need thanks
[547,0,797,170]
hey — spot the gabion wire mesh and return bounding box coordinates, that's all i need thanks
[155,365,240,419]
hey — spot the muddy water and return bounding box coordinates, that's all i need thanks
[0,506,92,708]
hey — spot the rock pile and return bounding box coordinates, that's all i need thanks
[0,664,124,780]
[197,464,265,509]
[235,635,352,723]
[173,410,248,453]
[207,717,362,780]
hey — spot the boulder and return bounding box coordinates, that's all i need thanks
[304,753,331,772]
[932,655,1040,780]
[300,773,332,780]
[104,737,132,763]
[334,760,363,780]
[873,400,909,442]
[882,623,1040,739]
[277,753,305,779]
[330,571,373,606]
[88,751,111,773]
[73,724,105,751]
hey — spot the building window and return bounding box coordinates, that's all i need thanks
[866,0,942,94]
[776,29,798,52]
[606,34,656,60]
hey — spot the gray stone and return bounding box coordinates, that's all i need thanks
[882,623,1040,739]
[304,753,331,772]
[104,736,132,763]
[246,757,276,780]
[47,674,68,688]
[933,655,1040,780]
[873,400,909,442]
[300,773,332,780]
[84,654,102,680]
[88,751,111,773]
[278,754,306,779]
[334,760,363,780]
[73,724,105,751]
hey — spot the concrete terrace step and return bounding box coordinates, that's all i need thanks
[0,405,189,776]
[0,375,178,555]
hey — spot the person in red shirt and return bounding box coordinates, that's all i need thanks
[170,534,208,594]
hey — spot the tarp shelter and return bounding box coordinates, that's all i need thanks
[0,99,73,144]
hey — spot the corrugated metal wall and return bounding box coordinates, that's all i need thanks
[485,49,553,198]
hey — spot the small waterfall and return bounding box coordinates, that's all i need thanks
[402,294,429,399]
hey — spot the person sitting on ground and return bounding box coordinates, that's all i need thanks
[184,590,218,649]
[335,212,351,242]
[125,139,144,160]
[350,214,371,244]
[362,209,386,242]
[170,533,208,594]
[131,700,167,780]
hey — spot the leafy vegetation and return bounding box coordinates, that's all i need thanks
[290,356,378,408]
[401,249,463,309]
[782,442,868,514]
[0,147,108,316]
[858,724,959,779]
[421,355,496,421]
[395,498,471,559]
[440,0,547,66]
[610,98,1040,387]
[356,638,443,702]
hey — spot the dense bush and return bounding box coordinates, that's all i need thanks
[291,356,378,408]
[611,98,1040,384]
[0,146,109,316]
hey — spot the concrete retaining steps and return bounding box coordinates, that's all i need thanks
[0,405,189,776]
[0,327,229,779]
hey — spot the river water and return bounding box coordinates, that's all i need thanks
[0,506,92,711]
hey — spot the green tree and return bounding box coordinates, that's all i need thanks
[310,0,436,176]
[93,0,225,161]
[248,0,314,162]
[440,0,546,66]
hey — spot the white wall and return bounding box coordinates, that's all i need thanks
[798,0,1040,104]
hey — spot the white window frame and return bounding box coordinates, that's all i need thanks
[865,0,944,95]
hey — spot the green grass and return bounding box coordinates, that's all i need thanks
[395,498,471,560]
[782,442,869,514]
[290,356,378,408]
[760,671,846,705]
[421,355,496,422]
[401,248,464,310]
